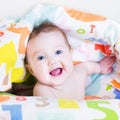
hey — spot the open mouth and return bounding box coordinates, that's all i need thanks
[49,68,63,76]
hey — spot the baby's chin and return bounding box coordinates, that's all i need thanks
[49,76,66,87]
[48,68,71,86]
[50,82,64,87]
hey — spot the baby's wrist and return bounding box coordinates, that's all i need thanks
[98,62,102,74]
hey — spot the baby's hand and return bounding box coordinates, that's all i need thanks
[99,56,116,74]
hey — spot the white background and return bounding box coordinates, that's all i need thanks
[0,0,120,23]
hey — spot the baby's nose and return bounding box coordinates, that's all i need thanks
[48,59,57,66]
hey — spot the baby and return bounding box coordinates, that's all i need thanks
[25,22,116,100]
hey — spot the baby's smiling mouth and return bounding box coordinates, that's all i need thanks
[50,68,62,76]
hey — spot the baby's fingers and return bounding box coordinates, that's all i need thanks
[106,67,113,74]
[101,56,115,63]
[106,56,116,66]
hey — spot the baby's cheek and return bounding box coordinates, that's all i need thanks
[67,61,74,72]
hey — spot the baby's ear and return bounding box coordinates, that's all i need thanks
[25,64,34,76]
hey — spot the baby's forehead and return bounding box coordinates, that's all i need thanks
[29,26,70,48]
[31,30,66,41]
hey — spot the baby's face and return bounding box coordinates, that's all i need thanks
[26,31,73,86]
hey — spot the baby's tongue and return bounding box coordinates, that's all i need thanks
[50,68,62,76]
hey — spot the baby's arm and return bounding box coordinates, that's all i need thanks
[79,56,116,75]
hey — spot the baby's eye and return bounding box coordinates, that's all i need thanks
[55,50,63,55]
[37,56,45,60]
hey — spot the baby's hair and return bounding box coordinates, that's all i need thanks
[29,22,70,48]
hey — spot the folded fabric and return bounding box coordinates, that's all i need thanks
[0,96,120,120]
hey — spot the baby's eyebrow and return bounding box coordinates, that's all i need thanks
[55,45,66,49]
[32,49,43,58]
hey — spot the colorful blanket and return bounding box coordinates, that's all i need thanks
[0,95,120,120]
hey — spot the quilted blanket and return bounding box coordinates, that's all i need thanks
[0,95,120,120]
